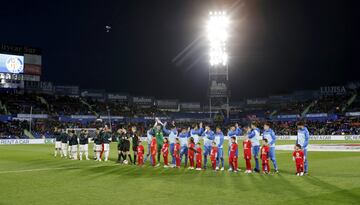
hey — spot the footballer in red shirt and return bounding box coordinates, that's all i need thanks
[188,137,196,169]
[162,138,169,167]
[261,139,270,174]
[229,137,239,172]
[150,136,157,166]
[210,142,218,170]
[195,142,202,170]
[174,138,181,168]
[243,137,252,173]
[293,144,305,176]
[137,141,144,166]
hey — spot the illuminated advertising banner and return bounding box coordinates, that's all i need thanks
[0,54,24,73]
[156,99,178,109]
[246,98,268,105]
[24,54,42,75]
[180,102,201,110]
[107,93,128,101]
[24,64,41,75]
[132,96,154,105]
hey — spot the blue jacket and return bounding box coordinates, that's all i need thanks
[163,127,178,144]
[190,127,204,144]
[214,131,224,148]
[201,130,215,147]
[262,128,276,147]
[227,127,242,145]
[178,131,190,147]
[297,127,309,149]
[248,128,261,146]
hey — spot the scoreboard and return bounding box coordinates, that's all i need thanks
[0,43,41,88]
[0,54,24,73]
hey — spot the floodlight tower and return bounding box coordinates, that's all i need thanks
[207,11,230,119]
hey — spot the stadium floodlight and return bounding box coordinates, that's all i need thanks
[207,11,229,66]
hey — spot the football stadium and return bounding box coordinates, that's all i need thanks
[1,1,360,205]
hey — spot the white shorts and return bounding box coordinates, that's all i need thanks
[55,141,62,149]
[95,145,102,151]
[79,144,88,152]
[61,143,68,150]
[71,145,78,152]
[103,143,110,151]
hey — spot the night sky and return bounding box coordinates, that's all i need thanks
[1,0,359,102]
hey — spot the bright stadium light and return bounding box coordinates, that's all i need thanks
[207,11,229,66]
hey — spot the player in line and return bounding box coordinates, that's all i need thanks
[227,123,242,171]
[144,126,154,163]
[214,126,225,171]
[201,125,215,170]
[69,130,78,160]
[93,128,103,161]
[262,122,279,172]
[189,123,204,147]
[101,126,112,162]
[54,127,62,158]
[149,120,165,167]
[162,121,178,167]
[296,121,309,175]
[246,122,261,173]
[79,129,90,160]
[61,129,69,158]
[178,127,190,167]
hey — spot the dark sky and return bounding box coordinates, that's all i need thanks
[1,0,359,102]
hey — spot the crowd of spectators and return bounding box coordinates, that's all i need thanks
[308,94,352,114]
[1,92,360,139]
[275,100,312,115]
[269,118,360,135]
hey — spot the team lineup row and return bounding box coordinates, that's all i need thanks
[53,120,310,175]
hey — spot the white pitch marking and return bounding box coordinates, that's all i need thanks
[0,164,120,174]
[0,167,74,174]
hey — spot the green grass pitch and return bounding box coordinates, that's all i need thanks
[0,141,359,205]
